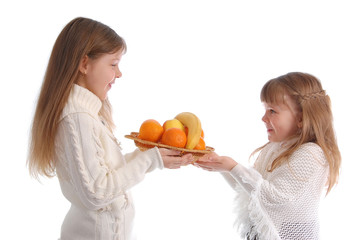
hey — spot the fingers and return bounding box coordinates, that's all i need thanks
[193,162,218,172]
[193,162,209,170]
[176,154,194,166]
[158,148,181,156]
[162,152,194,169]
[197,152,219,162]
[194,153,228,172]
[194,161,219,169]
[195,155,238,172]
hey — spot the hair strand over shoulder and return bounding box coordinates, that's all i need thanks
[27,17,126,179]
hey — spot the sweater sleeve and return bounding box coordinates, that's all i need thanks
[229,164,263,194]
[57,112,163,210]
[230,143,327,203]
[220,172,239,190]
[230,144,328,240]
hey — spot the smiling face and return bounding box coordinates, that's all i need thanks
[77,49,123,100]
[262,95,302,142]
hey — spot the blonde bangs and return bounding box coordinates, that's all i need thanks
[260,79,288,105]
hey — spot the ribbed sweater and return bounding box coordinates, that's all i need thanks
[54,84,163,240]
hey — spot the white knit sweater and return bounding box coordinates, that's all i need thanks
[54,84,164,240]
[222,141,328,240]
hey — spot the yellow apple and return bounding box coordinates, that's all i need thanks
[163,119,185,132]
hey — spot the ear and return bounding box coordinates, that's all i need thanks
[79,55,89,74]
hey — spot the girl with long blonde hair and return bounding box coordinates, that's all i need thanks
[27,17,192,240]
[196,72,341,240]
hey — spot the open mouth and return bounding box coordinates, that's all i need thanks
[106,81,115,90]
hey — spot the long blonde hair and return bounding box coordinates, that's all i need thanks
[254,72,341,194]
[28,17,127,178]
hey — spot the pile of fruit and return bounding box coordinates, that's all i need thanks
[136,112,207,150]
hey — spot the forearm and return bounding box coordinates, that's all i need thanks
[120,147,164,189]
[220,172,239,190]
[229,163,262,194]
[124,147,163,172]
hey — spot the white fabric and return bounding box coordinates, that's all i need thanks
[55,84,164,240]
[222,141,328,240]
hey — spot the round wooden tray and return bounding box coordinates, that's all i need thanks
[124,132,214,159]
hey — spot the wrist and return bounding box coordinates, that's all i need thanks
[228,161,238,171]
[224,157,238,172]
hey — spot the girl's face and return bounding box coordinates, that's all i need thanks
[77,50,123,100]
[262,95,302,142]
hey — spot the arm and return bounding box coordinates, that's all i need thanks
[58,113,168,210]
[197,144,327,204]
[196,153,260,193]
[220,172,239,190]
[124,148,193,170]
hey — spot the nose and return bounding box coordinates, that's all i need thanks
[262,112,268,123]
[115,68,122,78]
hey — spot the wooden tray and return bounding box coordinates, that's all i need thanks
[124,132,214,159]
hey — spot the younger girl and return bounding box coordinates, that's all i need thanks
[196,72,341,240]
[27,17,192,240]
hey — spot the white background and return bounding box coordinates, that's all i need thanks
[1,0,360,239]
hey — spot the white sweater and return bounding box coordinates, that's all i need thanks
[222,141,328,240]
[54,84,164,240]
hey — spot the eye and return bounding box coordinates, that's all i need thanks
[269,109,276,114]
[111,61,119,67]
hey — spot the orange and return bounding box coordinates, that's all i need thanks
[194,137,206,150]
[160,128,187,148]
[138,119,164,142]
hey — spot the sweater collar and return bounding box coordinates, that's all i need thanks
[70,84,102,116]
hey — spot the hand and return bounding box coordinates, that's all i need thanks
[159,148,194,169]
[194,152,238,172]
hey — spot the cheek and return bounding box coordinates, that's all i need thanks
[272,117,290,133]
[284,119,299,134]
[105,71,115,83]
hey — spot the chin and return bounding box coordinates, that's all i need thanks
[99,92,108,101]
[267,135,274,142]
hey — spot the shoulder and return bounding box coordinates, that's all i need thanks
[58,111,103,143]
[60,84,102,121]
[291,142,327,165]
[296,142,324,156]
[60,102,99,122]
